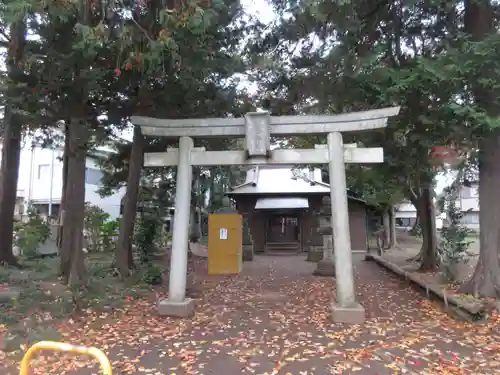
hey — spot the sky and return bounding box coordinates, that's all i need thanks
[241,0,275,22]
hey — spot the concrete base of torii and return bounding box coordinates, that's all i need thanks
[157,298,195,317]
[331,302,365,325]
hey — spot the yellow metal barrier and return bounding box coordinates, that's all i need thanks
[19,341,112,375]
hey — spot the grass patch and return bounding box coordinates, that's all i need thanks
[0,253,158,355]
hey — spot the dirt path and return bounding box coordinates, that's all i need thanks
[5,254,500,375]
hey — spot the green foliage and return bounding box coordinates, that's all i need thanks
[134,214,160,264]
[101,219,120,250]
[134,211,165,285]
[13,208,51,259]
[84,203,118,252]
[255,0,500,211]
[437,187,473,282]
[141,264,163,285]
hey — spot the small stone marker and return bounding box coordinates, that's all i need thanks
[313,196,335,277]
[307,207,324,262]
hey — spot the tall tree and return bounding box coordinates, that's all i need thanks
[458,0,500,297]
[116,125,144,277]
[255,0,473,271]
[0,7,27,265]
[105,0,251,278]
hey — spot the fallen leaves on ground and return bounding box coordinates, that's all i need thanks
[1,255,500,375]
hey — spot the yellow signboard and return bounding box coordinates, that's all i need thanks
[208,213,242,275]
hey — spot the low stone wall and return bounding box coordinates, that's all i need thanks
[366,253,494,320]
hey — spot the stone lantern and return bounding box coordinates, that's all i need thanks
[313,196,335,276]
[307,207,324,262]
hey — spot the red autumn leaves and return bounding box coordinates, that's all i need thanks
[115,55,141,77]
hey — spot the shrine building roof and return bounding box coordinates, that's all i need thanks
[225,165,364,203]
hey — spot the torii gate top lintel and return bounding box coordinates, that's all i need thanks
[132,106,400,166]
[130,106,401,138]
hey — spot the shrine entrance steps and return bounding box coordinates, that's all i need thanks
[265,241,301,254]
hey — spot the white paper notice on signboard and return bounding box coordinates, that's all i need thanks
[219,228,228,240]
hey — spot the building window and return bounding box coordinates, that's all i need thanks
[85,168,103,185]
[37,164,50,179]
[461,185,479,198]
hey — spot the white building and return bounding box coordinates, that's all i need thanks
[11,145,125,219]
[456,181,479,230]
[394,177,480,232]
[394,201,418,229]
[394,200,445,230]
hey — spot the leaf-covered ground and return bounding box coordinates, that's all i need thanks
[2,254,500,375]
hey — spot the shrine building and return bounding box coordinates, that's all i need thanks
[226,165,369,254]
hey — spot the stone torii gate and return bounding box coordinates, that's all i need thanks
[131,106,400,324]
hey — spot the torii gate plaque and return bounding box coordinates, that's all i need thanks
[131,106,400,324]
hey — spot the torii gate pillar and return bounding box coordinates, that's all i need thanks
[327,132,363,323]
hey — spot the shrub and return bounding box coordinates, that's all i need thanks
[14,208,51,258]
[437,187,473,281]
[84,204,119,252]
[101,219,120,251]
[141,264,163,285]
[134,215,159,264]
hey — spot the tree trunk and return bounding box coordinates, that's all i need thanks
[0,20,26,265]
[57,121,70,249]
[60,119,88,285]
[127,241,135,269]
[390,206,397,247]
[411,213,420,233]
[382,208,391,249]
[116,126,144,278]
[457,0,500,297]
[418,187,438,271]
[459,131,500,296]
[407,188,438,268]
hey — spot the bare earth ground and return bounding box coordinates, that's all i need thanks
[2,252,500,375]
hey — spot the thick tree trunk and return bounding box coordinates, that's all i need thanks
[382,208,391,249]
[459,131,500,297]
[60,119,88,285]
[418,187,438,271]
[57,121,70,249]
[411,214,420,233]
[458,0,500,297]
[390,206,397,247]
[0,21,26,265]
[408,188,438,268]
[116,126,144,278]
